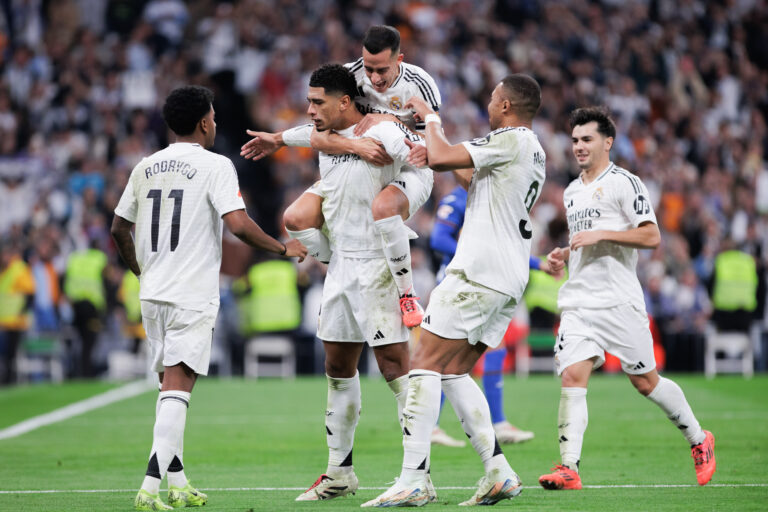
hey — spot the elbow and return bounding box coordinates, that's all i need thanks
[646,226,661,249]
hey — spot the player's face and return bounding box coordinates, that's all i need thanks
[572,122,612,172]
[307,87,341,131]
[202,106,216,148]
[362,48,403,93]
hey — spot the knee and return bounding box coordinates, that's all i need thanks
[283,204,308,231]
[324,359,355,378]
[632,377,655,397]
[372,188,408,221]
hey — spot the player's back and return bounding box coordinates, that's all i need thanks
[118,142,242,310]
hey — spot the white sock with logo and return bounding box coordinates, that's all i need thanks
[141,391,190,494]
[387,374,409,427]
[287,228,331,263]
[325,373,361,477]
[647,376,705,446]
[442,374,513,477]
[400,370,440,486]
[558,387,587,472]
[374,215,414,296]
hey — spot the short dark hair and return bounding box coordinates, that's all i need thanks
[309,64,358,100]
[362,25,400,55]
[162,85,214,136]
[569,106,616,139]
[500,74,541,119]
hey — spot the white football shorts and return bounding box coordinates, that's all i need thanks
[141,300,218,376]
[304,166,433,220]
[317,253,409,346]
[421,270,517,348]
[554,303,656,375]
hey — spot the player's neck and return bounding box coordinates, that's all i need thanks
[580,158,611,184]
[174,134,206,147]
[497,114,531,131]
[334,111,365,132]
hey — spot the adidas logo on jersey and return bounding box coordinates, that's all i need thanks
[423,315,430,325]
[632,361,646,371]
[373,330,385,340]
[394,180,406,189]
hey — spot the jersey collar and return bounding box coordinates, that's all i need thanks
[579,161,615,186]
[390,63,404,89]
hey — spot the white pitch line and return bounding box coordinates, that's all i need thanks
[0,380,153,440]
[1,483,766,494]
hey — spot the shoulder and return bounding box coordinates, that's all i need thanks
[607,165,644,192]
[466,126,522,148]
[400,62,440,107]
[345,58,365,82]
[368,120,419,141]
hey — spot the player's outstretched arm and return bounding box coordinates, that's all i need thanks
[310,130,393,166]
[111,215,141,276]
[405,97,473,172]
[240,130,285,161]
[223,209,307,262]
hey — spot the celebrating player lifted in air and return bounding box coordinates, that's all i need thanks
[537,107,715,491]
[241,25,440,328]
[111,85,306,511]
[283,63,438,502]
[364,74,546,507]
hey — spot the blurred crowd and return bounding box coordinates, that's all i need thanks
[0,0,766,383]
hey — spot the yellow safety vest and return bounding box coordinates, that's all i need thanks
[119,271,142,323]
[64,249,107,311]
[712,250,758,312]
[236,260,301,334]
[0,258,35,329]
[523,262,566,313]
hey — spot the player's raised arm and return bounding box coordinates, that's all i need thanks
[404,96,473,171]
[223,209,307,262]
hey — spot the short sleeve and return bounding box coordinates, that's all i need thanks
[367,122,424,165]
[282,124,313,147]
[114,170,138,223]
[616,173,657,227]
[461,129,518,170]
[210,158,247,217]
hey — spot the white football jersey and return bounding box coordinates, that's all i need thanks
[447,127,546,298]
[346,58,441,131]
[115,142,246,310]
[283,121,422,255]
[557,162,657,310]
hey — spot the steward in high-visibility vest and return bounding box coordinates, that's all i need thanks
[0,247,35,384]
[712,250,758,312]
[118,270,145,350]
[524,258,566,329]
[233,259,301,335]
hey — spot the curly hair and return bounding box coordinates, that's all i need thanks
[569,106,616,139]
[162,85,214,136]
[309,64,358,100]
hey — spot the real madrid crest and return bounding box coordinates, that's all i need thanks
[592,187,603,201]
[388,96,403,110]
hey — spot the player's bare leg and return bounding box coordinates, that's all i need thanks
[284,190,331,263]
[372,185,423,327]
[630,369,715,485]
[297,342,363,501]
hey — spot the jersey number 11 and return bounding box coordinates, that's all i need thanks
[147,189,184,252]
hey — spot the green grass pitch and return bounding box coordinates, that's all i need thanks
[1,374,767,511]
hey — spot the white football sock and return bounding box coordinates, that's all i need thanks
[287,227,331,263]
[647,376,706,446]
[387,374,409,427]
[558,387,587,472]
[325,373,361,476]
[141,391,190,494]
[154,392,189,488]
[442,374,512,476]
[400,370,440,486]
[374,215,414,296]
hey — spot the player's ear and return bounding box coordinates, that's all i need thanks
[604,136,614,152]
[396,52,404,65]
[339,94,352,111]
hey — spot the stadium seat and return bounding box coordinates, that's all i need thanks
[704,323,755,379]
[15,334,64,383]
[515,330,556,378]
[244,335,296,378]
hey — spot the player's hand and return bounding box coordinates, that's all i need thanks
[283,238,307,262]
[546,247,566,273]
[404,97,433,123]
[353,113,391,137]
[404,139,428,167]
[539,258,565,280]
[240,130,280,161]
[352,138,394,166]
[570,230,603,251]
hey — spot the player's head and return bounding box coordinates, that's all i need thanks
[162,85,216,148]
[307,63,359,131]
[487,74,541,130]
[361,25,404,93]
[569,106,616,172]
